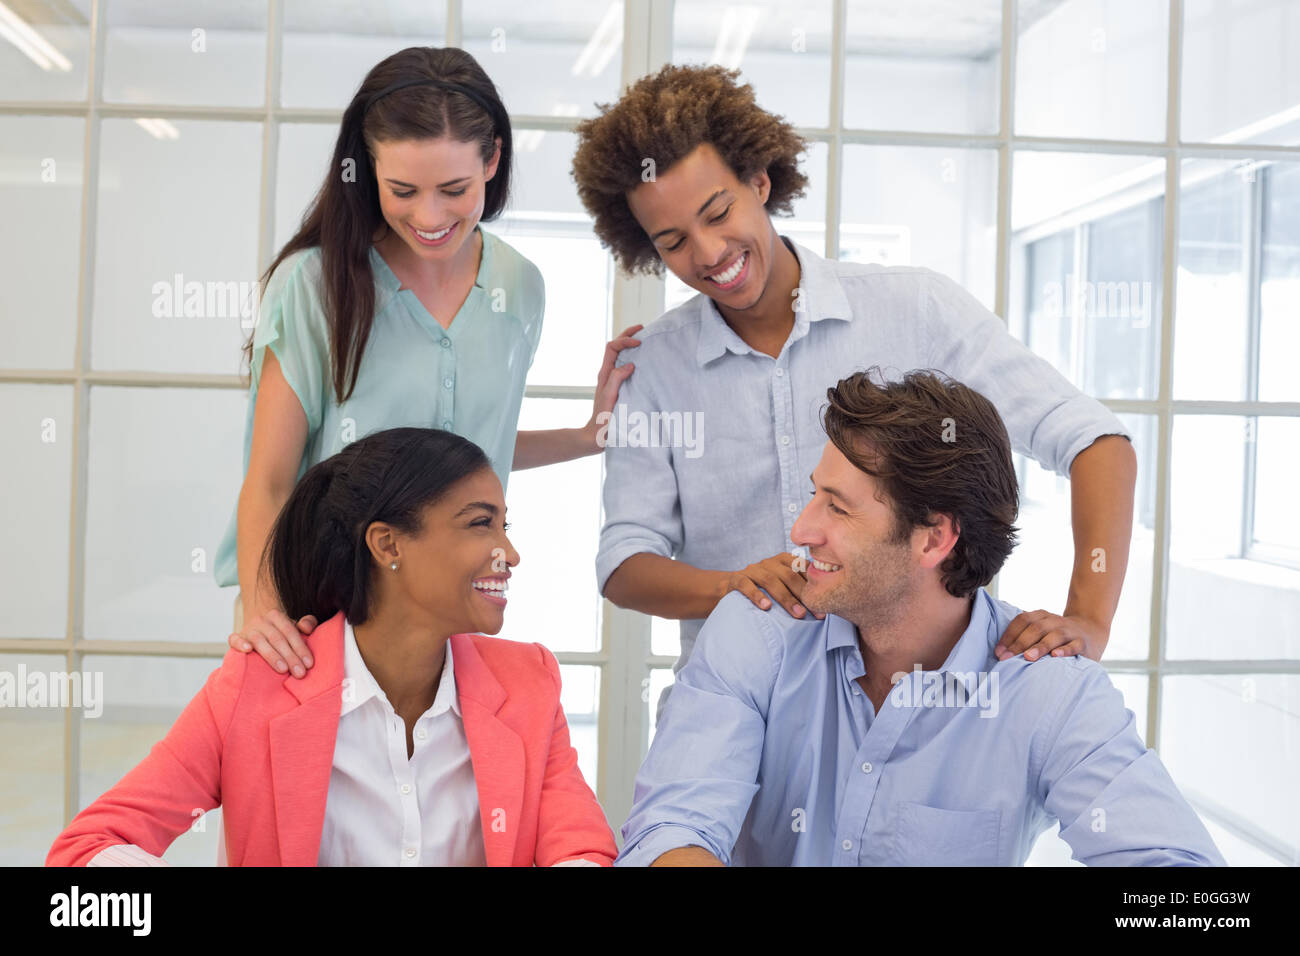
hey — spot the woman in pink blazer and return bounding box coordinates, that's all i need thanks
[47,427,616,867]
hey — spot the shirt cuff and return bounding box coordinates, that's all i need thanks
[615,825,725,867]
[596,539,669,596]
[87,844,171,867]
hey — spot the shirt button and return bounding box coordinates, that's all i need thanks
[400,783,412,794]
[775,367,784,377]
[440,337,450,348]
[861,762,873,774]
[787,502,797,513]
[443,377,453,389]
[781,435,790,445]
[841,839,852,852]
[416,729,427,740]
[404,847,416,859]
[441,420,452,429]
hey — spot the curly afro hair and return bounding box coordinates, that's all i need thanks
[571,64,809,276]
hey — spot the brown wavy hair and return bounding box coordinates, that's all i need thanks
[243,46,513,403]
[571,63,809,276]
[822,368,1020,598]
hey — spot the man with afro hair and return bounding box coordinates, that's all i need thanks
[572,65,1137,719]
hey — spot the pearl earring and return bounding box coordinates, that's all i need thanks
[390,562,398,570]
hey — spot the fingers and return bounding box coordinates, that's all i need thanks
[241,610,313,678]
[995,609,1050,659]
[1022,628,1075,662]
[747,568,807,619]
[733,576,773,611]
[228,632,253,653]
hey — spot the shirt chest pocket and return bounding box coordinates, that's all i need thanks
[891,801,1001,866]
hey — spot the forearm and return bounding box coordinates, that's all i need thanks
[512,427,599,471]
[651,845,725,867]
[604,553,731,620]
[1065,435,1137,654]
[235,483,289,620]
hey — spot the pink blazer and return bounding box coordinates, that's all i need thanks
[47,611,617,866]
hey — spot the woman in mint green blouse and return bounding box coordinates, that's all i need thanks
[218,47,640,675]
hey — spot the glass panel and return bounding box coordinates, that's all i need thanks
[102,0,266,107]
[1181,0,1300,146]
[1259,163,1300,402]
[1014,0,1168,141]
[840,145,997,310]
[1011,151,1164,397]
[273,121,337,253]
[1250,417,1300,565]
[645,666,674,749]
[496,398,602,653]
[91,118,262,374]
[79,655,224,865]
[0,0,91,101]
[558,664,599,792]
[462,0,624,119]
[83,386,249,642]
[1025,669,1148,866]
[1173,159,1251,401]
[1161,674,1298,865]
[844,0,1001,134]
[0,385,74,639]
[1167,415,1300,660]
[664,140,827,312]
[0,654,67,865]
[651,615,680,660]
[0,115,82,369]
[672,0,832,128]
[281,0,445,110]
[997,414,1156,662]
[497,129,613,388]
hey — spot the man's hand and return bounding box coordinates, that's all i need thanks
[995,610,1108,663]
[228,609,319,678]
[724,552,826,621]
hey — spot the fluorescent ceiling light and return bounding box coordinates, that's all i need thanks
[572,2,622,78]
[0,0,72,71]
[710,5,761,70]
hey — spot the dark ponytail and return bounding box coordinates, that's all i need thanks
[263,427,492,625]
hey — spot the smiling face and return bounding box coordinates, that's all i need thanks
[370,135,500,260]
[791,441,920,629]
[368,466,519,636]
[626,142,784,310]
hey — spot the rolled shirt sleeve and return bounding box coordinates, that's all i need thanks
[616,591,780,866]
[595,350,686,596]
[919,269,1131,476]
[1036,660,1226,866]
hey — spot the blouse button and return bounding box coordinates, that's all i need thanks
[404,847,416,859]
[400,783,412,795]
[443,377,453,389]
[440,337,450,348]
[441,420,452,429]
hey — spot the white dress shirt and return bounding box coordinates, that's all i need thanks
[316,619,487,866]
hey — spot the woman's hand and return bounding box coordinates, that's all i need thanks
[583,324,643,452]
[229,608,319,679]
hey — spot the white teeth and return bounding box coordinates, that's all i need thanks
[811,558,841,572]
[472,580,507,592]
[706,252,745,285]
[415,224,453,240]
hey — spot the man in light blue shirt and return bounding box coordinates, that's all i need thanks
[617,369,1222,867]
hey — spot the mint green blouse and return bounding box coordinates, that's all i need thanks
[214,225,544,589]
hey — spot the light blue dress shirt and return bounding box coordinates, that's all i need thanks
[617,588,1225,867]
[215,226,544,588]
[596,237,1131,716]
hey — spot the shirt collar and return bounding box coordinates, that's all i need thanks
[340,617,461,719]
[695,235,854,367]
[824,589,999,696]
